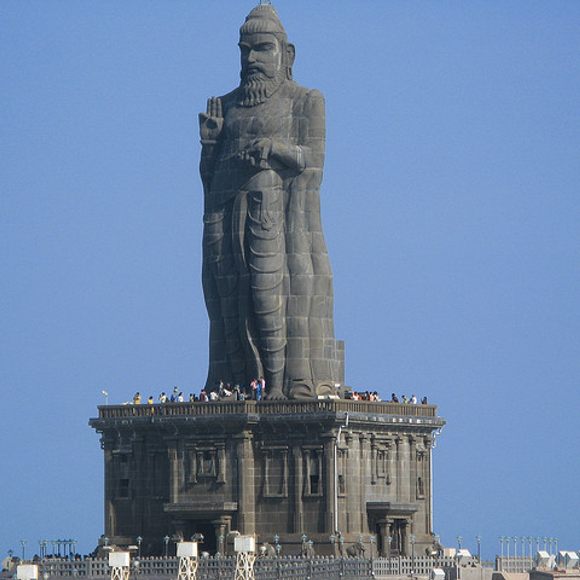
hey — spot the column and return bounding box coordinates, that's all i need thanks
[408,435,417,502]
[235,432,255,534]
[370,435,377,485]
[426,435,434,534]
[323,436,336,533]
[359,434,368,532]
[217,443,226,484]
[293,446,303,532]
[394,435,402,502]
[378,520,389,557]
[102,436,116,537]
[167,441,179,503]
[212,520,227,554]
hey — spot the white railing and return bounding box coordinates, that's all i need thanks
[36,554,461,579]
[495,556,534,573]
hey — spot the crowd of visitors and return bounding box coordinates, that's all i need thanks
[389,393,429,405]
[127,385,429,406]
[130,379,267,406]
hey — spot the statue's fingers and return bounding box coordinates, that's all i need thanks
[206,98,213,116]
[216,98,223,118]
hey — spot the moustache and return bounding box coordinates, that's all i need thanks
[242,65,273,79]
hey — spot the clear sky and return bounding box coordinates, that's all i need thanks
[1,0,578,561]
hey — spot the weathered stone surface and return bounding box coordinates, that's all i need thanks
[199,5,342,399]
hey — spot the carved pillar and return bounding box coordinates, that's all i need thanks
[425,435,434,534]
[359,433,368,532]
[323,436,336,533]
[394,435,402,502]
[402,520,410,557]
[293,446,303,533]
[235,432,255,534]
[167,441,179,503]
[132,436,144,532]
[377,520,389,557]
[385,438,393,488]
[187,448,197,484]
[370,434,377,485]
[212,520,227,554]
[217,443,226,484]
[408,435,416,502]
[102,436,115,537]
[344,432,353,533]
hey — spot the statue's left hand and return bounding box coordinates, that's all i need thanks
[238,138,272,169]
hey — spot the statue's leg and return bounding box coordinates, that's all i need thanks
[247,170,287,398]
[203,205,246,387]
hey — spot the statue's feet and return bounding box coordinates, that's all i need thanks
[265,389,286,400]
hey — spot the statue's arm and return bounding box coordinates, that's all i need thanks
[267,89,325,174]
[296,88,325,172]
[199,97,224,192]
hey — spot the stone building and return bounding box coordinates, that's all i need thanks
[89,399,444,556]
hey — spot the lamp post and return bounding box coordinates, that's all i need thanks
[513,536,518,559]
[476,536,481,563]
[163,536,170,558]
[410,534,416,576]
[457,536,463,550]
[554,538,558,556]
[506,537,511,559]
[20,539,28,562]
[101,390,109,406]
[136,537,142,559]
[273,534,281,558]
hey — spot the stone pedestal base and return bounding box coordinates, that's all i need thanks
[90,399,445,556]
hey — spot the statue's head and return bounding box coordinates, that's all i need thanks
[238,5,295,106]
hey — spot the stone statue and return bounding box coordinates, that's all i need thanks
[199,5,342,399]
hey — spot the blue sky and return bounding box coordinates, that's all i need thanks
[1,1,578,560]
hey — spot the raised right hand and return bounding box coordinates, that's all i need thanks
[199,97,224,143]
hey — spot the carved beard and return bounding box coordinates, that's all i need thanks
[238,65,286,107]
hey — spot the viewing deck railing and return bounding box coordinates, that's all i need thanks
[96,399,438,420]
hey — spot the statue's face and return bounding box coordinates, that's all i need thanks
[239,33,282,81]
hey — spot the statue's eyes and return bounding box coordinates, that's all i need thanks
[255,43,275,51]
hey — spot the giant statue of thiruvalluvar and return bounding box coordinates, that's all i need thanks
[199,5,343,399]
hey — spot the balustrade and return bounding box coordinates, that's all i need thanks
[97,399,438,420]
[36,554,463,579]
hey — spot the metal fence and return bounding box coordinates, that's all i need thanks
[34,555,459,580]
